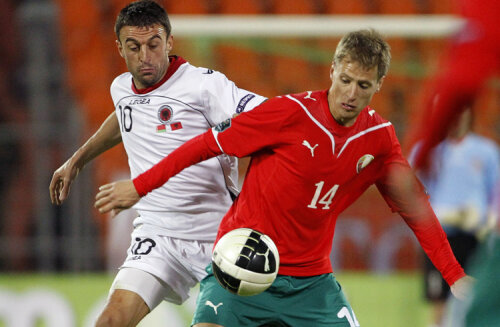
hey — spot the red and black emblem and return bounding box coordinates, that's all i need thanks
[157,105,173,123]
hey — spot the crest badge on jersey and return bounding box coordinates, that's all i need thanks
[156,105,183,133]
[356,154,375,173]
[158,105,173,123]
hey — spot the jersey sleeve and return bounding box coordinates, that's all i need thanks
[133,131,222,196]
[201,70,267,126]
[133,96,290,196]
[376,125,465,286]
[210,96,291,158]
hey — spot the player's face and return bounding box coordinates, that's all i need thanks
[117,24,173,89]
[328,58,384,127]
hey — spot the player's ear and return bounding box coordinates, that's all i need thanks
[116,39,125,58]
[166,34,174,52]
[329,62,335,81]
[376,76,385,92]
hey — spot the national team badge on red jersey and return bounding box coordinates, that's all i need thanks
[356,154,374,173]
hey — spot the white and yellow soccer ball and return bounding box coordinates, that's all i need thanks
[212,228,280,296]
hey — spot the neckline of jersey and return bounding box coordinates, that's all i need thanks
[131,55,187,94]
[320,90,367,133]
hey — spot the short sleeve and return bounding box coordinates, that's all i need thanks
[201,71,267,126]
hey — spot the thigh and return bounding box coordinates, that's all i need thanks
[120,227,213,306]
[110,267,174,310]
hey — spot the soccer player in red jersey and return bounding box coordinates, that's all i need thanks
[410,0,500,170]
[95,29,470,326]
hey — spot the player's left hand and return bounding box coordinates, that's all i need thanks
[94,180,140,216]
[450,275,475,301]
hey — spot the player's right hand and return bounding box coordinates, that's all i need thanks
[49,159,80,205]
[94,180,140,216]
[450,275,475,301]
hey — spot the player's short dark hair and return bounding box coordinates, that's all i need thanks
[334,29,391,80]
[115,0,171,40]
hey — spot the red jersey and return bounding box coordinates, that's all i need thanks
[134,90,465,285]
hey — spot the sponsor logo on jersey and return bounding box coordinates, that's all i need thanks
[129,98,150,105]
[214,118,231,132]
[302,140,319,157]
[356,154,375,173]
[304,91,317,101]
[236,94,256,113]
[157,105,173,123]
[203,69,214,74]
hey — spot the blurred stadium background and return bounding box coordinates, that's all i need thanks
[0,0,499,326]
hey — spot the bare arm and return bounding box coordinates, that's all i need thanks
[94,130,222,215]
[49,112,122,205]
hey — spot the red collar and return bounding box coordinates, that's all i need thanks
[132,56,187,94]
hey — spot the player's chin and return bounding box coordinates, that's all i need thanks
[138,75,158,88]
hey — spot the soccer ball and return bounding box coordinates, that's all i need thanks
[211,228,280,296]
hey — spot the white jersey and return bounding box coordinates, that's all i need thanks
[110,56,266,240]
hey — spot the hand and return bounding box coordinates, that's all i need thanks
[450,275,475,301]
[49,159,81,205]
[94,180,140,216]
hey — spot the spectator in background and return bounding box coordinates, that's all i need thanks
[410,109,500,327]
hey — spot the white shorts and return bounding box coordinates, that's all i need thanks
[109,225,213,309]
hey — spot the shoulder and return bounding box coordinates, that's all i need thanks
[240,95,301,122]
[277,90,325,116]
[358,107,401,155]
[286,90,325,106]
[468,133,500,157]
[260,94,305,113]
[361,106,390,125]
[469,133,498,148]
[357,107,395,138]
[110,72,133,99]
[180,62,230,83]
[111,72,132,88]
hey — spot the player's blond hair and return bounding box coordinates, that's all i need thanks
[334,29,391,80]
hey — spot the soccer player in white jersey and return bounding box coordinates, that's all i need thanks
[48,1,265,326]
